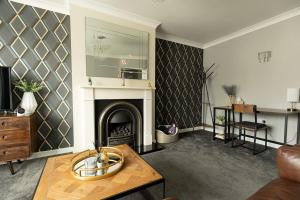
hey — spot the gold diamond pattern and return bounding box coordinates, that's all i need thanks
[34,41,49,60]
[11,37,27,57]
[156,39,203,128]
[33,20,48,39]
[9,15,26,35]
[1,1,72,151]
[12,59,28,79]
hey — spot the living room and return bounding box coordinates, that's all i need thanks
[1,0,300,199]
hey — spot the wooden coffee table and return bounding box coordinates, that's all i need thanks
[33,144,165,200]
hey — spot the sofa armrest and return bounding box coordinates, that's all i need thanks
[277,145,300,183]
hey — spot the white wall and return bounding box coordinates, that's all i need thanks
[204,15,300,146]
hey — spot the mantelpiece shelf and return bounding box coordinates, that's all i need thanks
[81,85,155,90]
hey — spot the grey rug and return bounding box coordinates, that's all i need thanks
[0,131,277,200]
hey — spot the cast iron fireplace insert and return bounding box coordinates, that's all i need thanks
[97,101,143,148]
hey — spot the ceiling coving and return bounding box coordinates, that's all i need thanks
[96,0,300,48]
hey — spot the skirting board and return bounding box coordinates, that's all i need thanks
[179,126,204,133]
[0,147,74,165]
[29,147,74,160]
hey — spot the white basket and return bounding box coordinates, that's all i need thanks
[156,125,179,144]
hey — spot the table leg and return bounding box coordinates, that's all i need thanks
[239,113,242,140]
[227,110,231,142]
[297,113,300,144]
[224,110,228,143]
[7,161,15,175]
[213,108,216,140]
[284,114,288,145]
[163,179,166,198]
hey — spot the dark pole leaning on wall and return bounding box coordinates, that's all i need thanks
[202,63,215,127]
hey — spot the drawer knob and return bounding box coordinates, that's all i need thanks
[2,135,7,140]
[3,151,7,155]
[1,121,5,127]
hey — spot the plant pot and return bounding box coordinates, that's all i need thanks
[20,92,37,116]
[217,120,225,125]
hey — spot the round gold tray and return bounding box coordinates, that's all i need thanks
[71,147,124,181]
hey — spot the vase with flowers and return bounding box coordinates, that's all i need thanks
[222,85,237,106]
[15,80,43,116]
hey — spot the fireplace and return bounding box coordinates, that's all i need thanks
[96,100,143,148]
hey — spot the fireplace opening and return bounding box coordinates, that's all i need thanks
[107,110,134,146]
[96,100,143,148]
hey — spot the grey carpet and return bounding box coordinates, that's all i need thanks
[0,131,277,200]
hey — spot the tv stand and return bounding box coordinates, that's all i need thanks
[0,113,36,174]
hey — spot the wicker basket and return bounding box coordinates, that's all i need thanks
[156,125,179,144]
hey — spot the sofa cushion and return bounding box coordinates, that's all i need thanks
[247,178,300,200]
[277,145,300,182]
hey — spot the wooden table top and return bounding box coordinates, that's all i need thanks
[215,106,300,115]
[33,144,163,200]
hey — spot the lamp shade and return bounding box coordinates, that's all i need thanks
[287,88,300,102]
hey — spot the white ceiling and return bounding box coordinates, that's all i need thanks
[96,0,300,46]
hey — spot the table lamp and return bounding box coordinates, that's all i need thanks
[287,88,299,111]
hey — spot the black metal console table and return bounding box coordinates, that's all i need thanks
[213,106,300,145]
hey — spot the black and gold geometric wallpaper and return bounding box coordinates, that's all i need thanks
[0,0,72,151]
[156,38,203,129]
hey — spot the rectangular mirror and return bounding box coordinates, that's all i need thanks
[86,17,149,80]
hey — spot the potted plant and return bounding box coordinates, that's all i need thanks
[216,115,225,125]
[222,85,237,106]
[15,80,43,115]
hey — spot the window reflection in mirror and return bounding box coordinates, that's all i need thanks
[86,17,149,80]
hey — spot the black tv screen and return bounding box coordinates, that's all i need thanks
[0,67,12,111]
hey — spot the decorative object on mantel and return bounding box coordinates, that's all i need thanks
[88,77,92,86]
[156,124,179,143]
[15,80,43,115]
[148,80,153,89]
[71,147,124,181]
[287,88,299,111]
[222,85,237,106]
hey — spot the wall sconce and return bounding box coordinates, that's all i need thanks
[258,51,272,63]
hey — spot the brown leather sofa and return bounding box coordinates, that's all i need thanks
[248,145,300,200]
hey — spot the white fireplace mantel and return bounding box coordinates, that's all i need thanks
[73,85,155,152]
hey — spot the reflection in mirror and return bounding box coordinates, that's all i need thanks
[86,17,149,80]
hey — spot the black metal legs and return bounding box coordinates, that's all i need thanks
[252,129,268,155]
[231,127,268,155]
[297,113,300,144]
[231,127,246,147]
[253,131,257,155]
[265,128,268,148]
[284,114,288,144]
[7,161,15,175]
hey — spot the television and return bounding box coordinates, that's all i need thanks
[0,66,13,112]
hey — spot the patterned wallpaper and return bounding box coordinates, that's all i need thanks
[156,38,203,129]
[0,0,73,151]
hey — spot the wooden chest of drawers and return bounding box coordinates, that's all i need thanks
[0,114,36,173]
